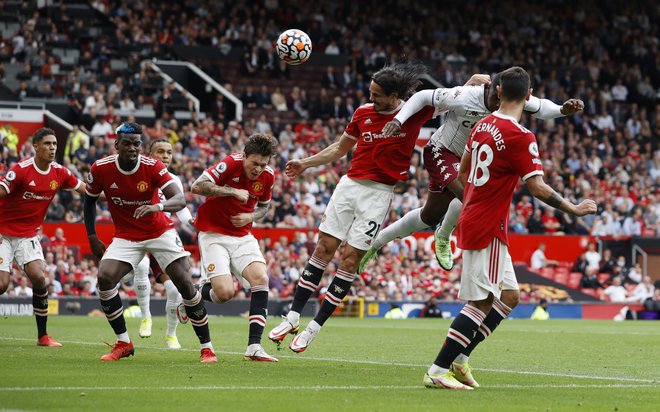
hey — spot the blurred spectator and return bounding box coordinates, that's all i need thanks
[530,243,558,270]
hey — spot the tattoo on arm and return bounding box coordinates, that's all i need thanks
[252,202,270,221]
[195,180,235,197]
[542,191,564,208]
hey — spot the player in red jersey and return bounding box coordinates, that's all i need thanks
[424,67,597,390]
[268,63,435,352]
[191,133,278,362]
[83,122,216,363]
[0,127,85,347]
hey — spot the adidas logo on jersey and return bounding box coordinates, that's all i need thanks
[110,183,118,189]
[28,180,36,187]
[365,118,372,124]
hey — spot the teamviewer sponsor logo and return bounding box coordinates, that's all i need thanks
[111,197,152,206]
[361,131,406,143]
[22,191,52,201]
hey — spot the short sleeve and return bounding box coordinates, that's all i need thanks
[60,167,81,191]
[432,86,470,112]
[343,108,360,140]
[0,164,21,194]
[85,163,102,196]
[204,155,238,185]
[512,132,544,181]
[152,159,174,191]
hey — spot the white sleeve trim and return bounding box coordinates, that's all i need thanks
[522,170,544,181]
[160,179,176,191]
[85,188,101,197]
[0,181,10,194]
[201,171,216,182]
[527,96,563,119]
[344,132,358,140]
[394,89,434,124]
[65,180,83,192]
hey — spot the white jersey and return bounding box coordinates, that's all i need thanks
[159,171,193,223]
[396,85,563,156]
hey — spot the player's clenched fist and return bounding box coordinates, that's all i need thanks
[574,199,597,217]
[285,160,306,178]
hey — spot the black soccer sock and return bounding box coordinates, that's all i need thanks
[462,298,512,357]
[248,285,269,345]
[99,288,127,336]
[434,305,486,369]
[32,287,49,338]
[183,291,211,344]
[200,282,213,302]
[313,269,354,326]
[291,256,327,314]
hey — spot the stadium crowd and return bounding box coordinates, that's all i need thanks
[0,0,658,306]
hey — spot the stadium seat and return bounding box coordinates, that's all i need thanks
[568,272,582,289]
[580,288,598,298]
[554,272,568,285]
[540,267,555,280]
[597,273,610,284]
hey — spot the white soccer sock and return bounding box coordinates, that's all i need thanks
[135,277,151,319]
[201,342,214,350]
[437,198,462,239]
[373,208,428,250]
[164,280,181,336]
[428,364,449,375]
[455,353,469,363]
[307,320,321,333]
[117,332,130,343]
[287,310,300,326]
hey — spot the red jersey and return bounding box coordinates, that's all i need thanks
[195,153,274,237]
[345,102,435,185]
[0,158,81,237]
[456,112,544,250]
[86,155,174,241]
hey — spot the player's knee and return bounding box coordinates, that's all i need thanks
[501,291,520,309]
[97,273,116,291]
[0,280,8,295]
[249,272,269,287]
[420,208,442,226]
[212,285,234,303]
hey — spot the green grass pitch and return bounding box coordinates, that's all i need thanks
[0,315,658,411]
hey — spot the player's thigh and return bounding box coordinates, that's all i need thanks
[459,238,508,302]
[13,235,45,272]
[0,235,14,273]
[198,231,232,282]
[230,234,266,284]
[318,176,359,243]
[347,184,393,251]
[146,230,190,275]
[241,261,268,286]
[0,270,10,293]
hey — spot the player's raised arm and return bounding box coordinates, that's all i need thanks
[284,133,356,178]
[525,96,585,120]
[525,175,597,216]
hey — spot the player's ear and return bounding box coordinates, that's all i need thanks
[496,85,502,99]
[526,88,533,101]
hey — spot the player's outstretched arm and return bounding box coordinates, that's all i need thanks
[285,133,356,178]
[526,96,584,120]
[464,74,491,86]
[382,90,435,137]
[191,175,250,203]
[526,175,597,217]
[84,193,106,259]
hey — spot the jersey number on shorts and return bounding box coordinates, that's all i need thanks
[467,141,493,187]
[365,221,381,238]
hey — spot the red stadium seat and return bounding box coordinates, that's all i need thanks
[580,288,598,298]
[540,267,555,279]
[568,272,582,289]
[554,272,568,285]
[597,273,610,284]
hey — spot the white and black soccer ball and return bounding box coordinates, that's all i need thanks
[275,29,312,65]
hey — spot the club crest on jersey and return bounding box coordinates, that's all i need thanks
[49,180,58,190]
[251,181,263,192]
[137,181,148,192]
[207,264,215,272]
[5,171,15,181]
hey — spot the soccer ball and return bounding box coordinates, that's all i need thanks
[276,29,312,65]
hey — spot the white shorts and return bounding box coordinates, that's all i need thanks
[319,176,393,251]
[103,229,189,272]
[198,231,265,287]
[459,238,518,301]
[0,234,44,272]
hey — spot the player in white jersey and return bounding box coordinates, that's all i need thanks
[123,139,193,348]
[359,72,584,272]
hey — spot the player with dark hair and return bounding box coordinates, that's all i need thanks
[268,63,435,352]
[191,133,279,362]
[423,67,596,389]
[84,122,216,362]
[361,72,584,273]
[0,127,86,346]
